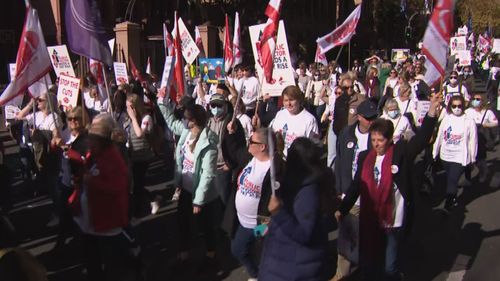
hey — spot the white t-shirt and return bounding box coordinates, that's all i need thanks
[395,97,418,124]
[381,114,413,143]
[235,158,271,229]
[270,108,319,156]
[465,108,498,126]
[26,111,58,131]
[84,91,107,113]
[433,114,477,166]
[237,113,253,142]
[181,133,196,193]
[352,125,369,179]
[444,84,470,105]
[240,76,260,110]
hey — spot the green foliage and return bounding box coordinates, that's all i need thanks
[456,0,500,36]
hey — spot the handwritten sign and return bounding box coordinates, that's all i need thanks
[57,74,80,108]
[249,20,295,97]
[416,101,431,127]
[47,45,75,77]
[113,62,129,85]
[178,18,200,65]
[456,50,472,66]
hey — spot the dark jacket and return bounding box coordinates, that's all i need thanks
[334,122,372,195]
[221,131,285,237]
[333,93,366,135]
[258,177,330,281]
[339,115,438,228]
[257,97,280,127]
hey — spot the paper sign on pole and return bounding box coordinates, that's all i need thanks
[416,101,431,127]
[113,62,129,85]
[492,39,500,54]
[178,18,200,65]
[57,74,80,108]
[5,106,20,120]
[450,36,467,55]
[457,50,472,66]
[108,38,115,56]
[47,45,75,77]
[160,56,175,88]
[249,20,295,97]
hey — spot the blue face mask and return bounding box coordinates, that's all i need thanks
[210,106,224,117]
[471,100,481,108]
[388,110,400,119]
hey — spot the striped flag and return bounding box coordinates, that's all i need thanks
[314,44,328,66]
[224,14,233,73]
[232,12,242,67]
[316,5,361,55]
[257,0,282,83]
[422,0,455,87]
[163,23,173,56]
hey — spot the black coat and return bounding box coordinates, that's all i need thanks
[339,115,438,228]
[221,132,285,238]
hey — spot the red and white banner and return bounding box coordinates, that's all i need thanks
[422,0,455,87]
[315,44,328,65]
[172,12,186,101]
[477,34,491,53]
[224,14,233,73]
[316,5,361,55]
[257,0,282,83]
[163,23,174,56]
[195,26,205,58]
[232,12,242,67]
[0,5,52,106]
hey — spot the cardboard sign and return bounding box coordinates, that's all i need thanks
[249,20,295,97]
[457,50,472,66]
[113,62,129,85]
[160,56,175,88]
[492,39,500,54]
[391,49,410,62]
[178,18,200,65]
[450,36,467,55]
[416,101,431,127]
[5,105,20,120]
[457,26,468,36]
[57,74,80,108]
[47,45,75,77]
[199,58,224,84]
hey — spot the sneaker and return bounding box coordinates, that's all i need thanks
[150,201,160,215]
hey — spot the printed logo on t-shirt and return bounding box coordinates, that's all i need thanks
[281,123,298,151]
[237,166,261,199]
[181,145,195,174]
[444,126,463,145]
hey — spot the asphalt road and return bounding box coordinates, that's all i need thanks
[3,141,500,281]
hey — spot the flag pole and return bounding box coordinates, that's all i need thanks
[101,66,115,119]
[348,41,351,70]
[267,128,277,196]
[43,75,61,136]
[79,55,87,127]
[335,45,344,62]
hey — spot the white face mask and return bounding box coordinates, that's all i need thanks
[451,107,462,116]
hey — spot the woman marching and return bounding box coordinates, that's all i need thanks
[335,93,441,281]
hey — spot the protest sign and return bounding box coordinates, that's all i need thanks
[457,26,468,36]
[391,49,410,62]
[249,20,295,97]
[5,106,20,120]
[47,45,75,77]
[416,101,431,127]
[199,58,224,84]
[449,36,467,55]
[178,18,200,65]
[57,74,80,108]
[492,39,500,54]
[456,50,472,66]
[113,62,129,85]
[160,56,175,88]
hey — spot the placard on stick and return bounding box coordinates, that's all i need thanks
[57,74,80,109]
[47,45,76,77]
[113,62,129,85]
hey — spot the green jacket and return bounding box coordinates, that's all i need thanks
[159,102,219,206]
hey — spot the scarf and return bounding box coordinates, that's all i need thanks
[359,145,395,264]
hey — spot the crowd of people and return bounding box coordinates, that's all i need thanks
[0,45,499,281]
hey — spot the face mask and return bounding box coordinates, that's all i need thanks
[471,100,481,108]
[210,106,224,117]
[388,110,400,119]
[452,107,462,116]
[449,78,457,84]
[182,119,190,129]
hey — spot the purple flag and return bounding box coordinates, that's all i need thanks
[65,0,112,66]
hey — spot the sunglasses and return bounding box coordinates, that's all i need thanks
[451,104,462,108]
[210,103,223,108]
[450,76,458,79]
[38,99,46,102]
[67,117,80,121]
[473,98,481,101]
[343,85,354,90]
[248,139,264,145]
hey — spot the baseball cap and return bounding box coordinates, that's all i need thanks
[209,93,227,105]
[357,100,378,120]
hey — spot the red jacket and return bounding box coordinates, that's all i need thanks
[86,145,129,233]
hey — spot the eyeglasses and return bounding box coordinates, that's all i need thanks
[451,104,462,108]
[248,139,264,145]
[343,85,354,90]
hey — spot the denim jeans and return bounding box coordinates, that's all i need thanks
[362,227,402,281]
[442,161,465,195]
[215,169,232,205]
[231,223,258,278]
